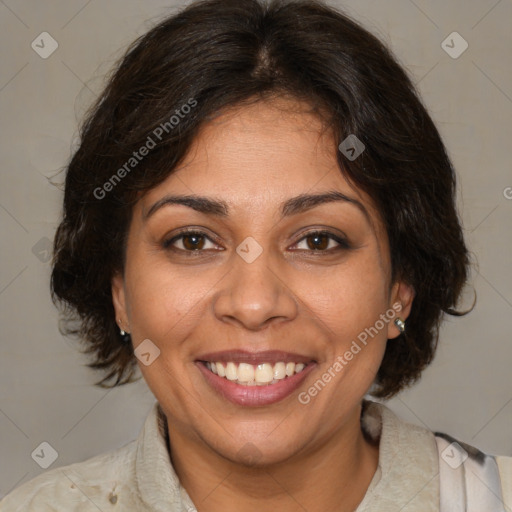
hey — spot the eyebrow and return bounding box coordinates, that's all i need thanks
[143,190,372,225]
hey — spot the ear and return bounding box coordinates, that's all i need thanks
[387,280,415,339]
[111,271,130,333]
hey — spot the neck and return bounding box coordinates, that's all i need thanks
[164,402,380,512]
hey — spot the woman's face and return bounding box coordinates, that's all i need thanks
[112,96,413,465]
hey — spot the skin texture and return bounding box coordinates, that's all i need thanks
[112,96,415,512]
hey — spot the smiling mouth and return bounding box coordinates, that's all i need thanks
[199,360,309,386]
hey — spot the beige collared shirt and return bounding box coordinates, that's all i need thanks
[1,400,510,511]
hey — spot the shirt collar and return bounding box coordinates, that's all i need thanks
[135,401,196,511]
[135,399,438,511]
[356,399,439,511]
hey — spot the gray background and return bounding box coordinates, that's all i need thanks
[1,0,511,498]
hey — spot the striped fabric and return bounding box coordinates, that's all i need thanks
[435,433,510,511]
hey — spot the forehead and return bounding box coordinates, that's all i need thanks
[133,97,391,279]
[140,96,382,230]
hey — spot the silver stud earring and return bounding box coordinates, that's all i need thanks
[394,317,405,334]
[118,319,130,341]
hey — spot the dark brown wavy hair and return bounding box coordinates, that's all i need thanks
[51,0,474,398]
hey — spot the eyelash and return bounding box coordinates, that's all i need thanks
[162,228,350,255]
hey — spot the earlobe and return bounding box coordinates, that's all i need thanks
[111,272,129,331]
[388,281,415,339]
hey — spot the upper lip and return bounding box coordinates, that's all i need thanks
[196,350,316,365]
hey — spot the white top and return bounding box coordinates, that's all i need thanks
[1,400,510,511]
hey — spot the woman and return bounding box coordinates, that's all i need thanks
[2,0,510,510]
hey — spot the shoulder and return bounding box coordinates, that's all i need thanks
[496,455,512,505]
[362,400,512,509]
[433,432,512,509]
[0,440,140,512]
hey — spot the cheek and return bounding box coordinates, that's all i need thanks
[296,253,389,341]
[124,237,389,354]
[124,258,216,346]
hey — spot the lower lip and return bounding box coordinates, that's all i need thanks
[196,361,316,407]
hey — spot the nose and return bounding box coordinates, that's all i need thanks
[212,244,298,331]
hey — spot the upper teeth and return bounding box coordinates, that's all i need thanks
[205,361,306,385]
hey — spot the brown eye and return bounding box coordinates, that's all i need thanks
[163,230,218,252]
[293,230,349,252]
[306,233,330,250]
[181,233,206,250]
